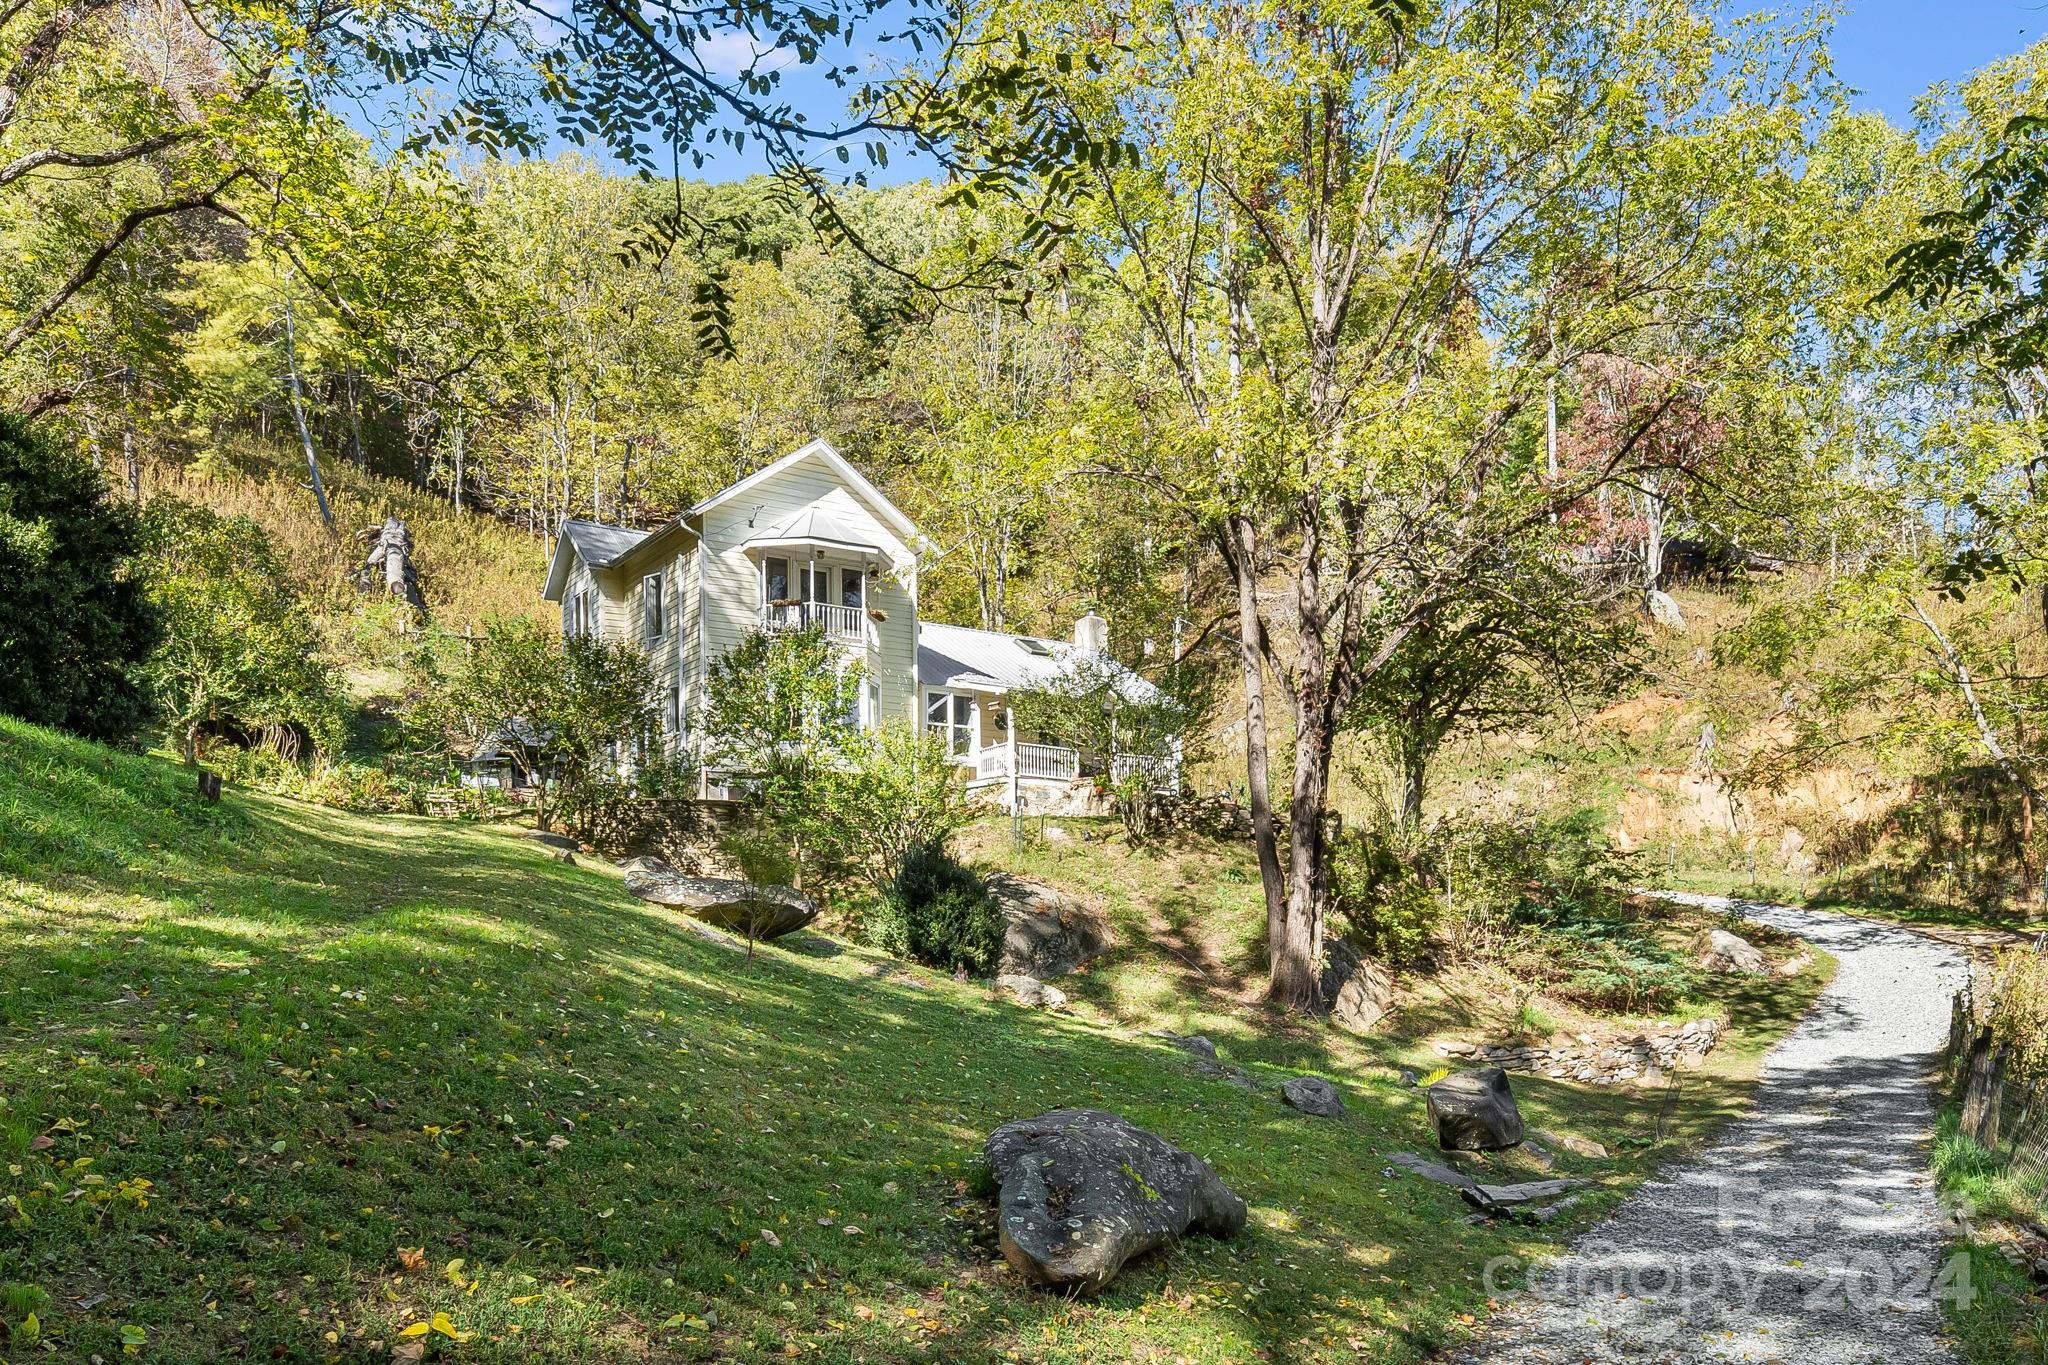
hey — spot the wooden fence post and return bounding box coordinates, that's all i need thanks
[1962,1026,1997,1142]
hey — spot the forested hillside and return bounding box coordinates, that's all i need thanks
[19,0,2048,1358]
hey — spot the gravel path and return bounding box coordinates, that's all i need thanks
[1451,896,1969,1364]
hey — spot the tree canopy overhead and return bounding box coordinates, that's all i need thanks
[928,0,1832,1008]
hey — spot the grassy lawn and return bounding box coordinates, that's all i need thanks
[1926,1106,2048,1365]
[1,719,1826,1363]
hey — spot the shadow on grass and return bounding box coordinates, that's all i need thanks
[0,722,1576,1365]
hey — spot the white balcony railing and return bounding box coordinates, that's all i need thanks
[975,742,1081,783]
[761,600,867,643]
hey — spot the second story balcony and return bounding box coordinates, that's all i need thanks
[762,599,870,645]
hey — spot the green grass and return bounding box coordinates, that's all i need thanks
[1929,1105,2048,1365]
[0,718,1828,1363]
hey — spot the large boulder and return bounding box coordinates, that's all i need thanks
[1281,1076,1346,1118]
[1645,588,1687,633]
[991,876,1110,979]
[1696,926,1764,974]
[985,1109,1246,1294]
[1321,940,1395,1034]
[1426,1067,1525,1152]
[624,867,817,940]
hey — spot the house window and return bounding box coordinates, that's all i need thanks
[663,682,680,740]
[802,562,829,604]
[839,667,861,730]
[642,573,665,642]
[925,690,974,757]
[841,568,864,611]
[764,556,790,603]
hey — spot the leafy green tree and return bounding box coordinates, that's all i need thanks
[820,723,976,894]
[699,625,863,892]
[1010,652,1205,841]
[1347,558,1642,829]
[956,0,1827,1009]
[409,618,657,834]
[136,497,345,763]
[0,413,158,740]
[1729,51,2048,842]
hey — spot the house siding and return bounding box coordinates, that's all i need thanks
[559,558,631,639]
[631,554,690,750]
[693,465,920,728]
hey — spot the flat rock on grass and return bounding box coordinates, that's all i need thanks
[986,1109,1246,1294]
[1384,1153,1585,1218]
[995,974,1067,1009]
[624,866,817,940]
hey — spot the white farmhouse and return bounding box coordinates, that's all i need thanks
[540,438,1168,812]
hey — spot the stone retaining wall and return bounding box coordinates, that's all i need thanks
[1434,1017,1723,1085]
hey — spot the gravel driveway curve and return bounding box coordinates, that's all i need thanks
[1451,896,1969,1364]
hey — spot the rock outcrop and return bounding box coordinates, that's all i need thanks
[985,1109,1246,1293]
[991,877,1110,979]
[1696,927,1765,974]
[623,862,816,940]
[1434,1016,1724,1085]
[1321,939,1396,1033]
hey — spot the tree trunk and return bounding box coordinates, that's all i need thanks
[281,291,334,531]
[451,418,465,513]
[1401,746,1426,830]
[120,370,138,499]
[1226,515,1288,965]
[345,365,366,467]
[1272,700,1336,1011]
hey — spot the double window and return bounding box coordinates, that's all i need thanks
[566,587,599,639]
[926,690,974,757]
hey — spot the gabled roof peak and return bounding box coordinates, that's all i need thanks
[689,438,924,548]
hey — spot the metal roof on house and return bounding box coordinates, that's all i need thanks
[561,519,650,567]
[742,505,883,557]
[916,621,1156,699]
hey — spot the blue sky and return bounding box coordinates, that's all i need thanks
[368,3,2039,184]
[1831,0,2037,121]
[672,1,2045,183]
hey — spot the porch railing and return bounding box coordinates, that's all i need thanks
[761,600,867,643]
[1110,751,1180,791]
[975,742,1081,783]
